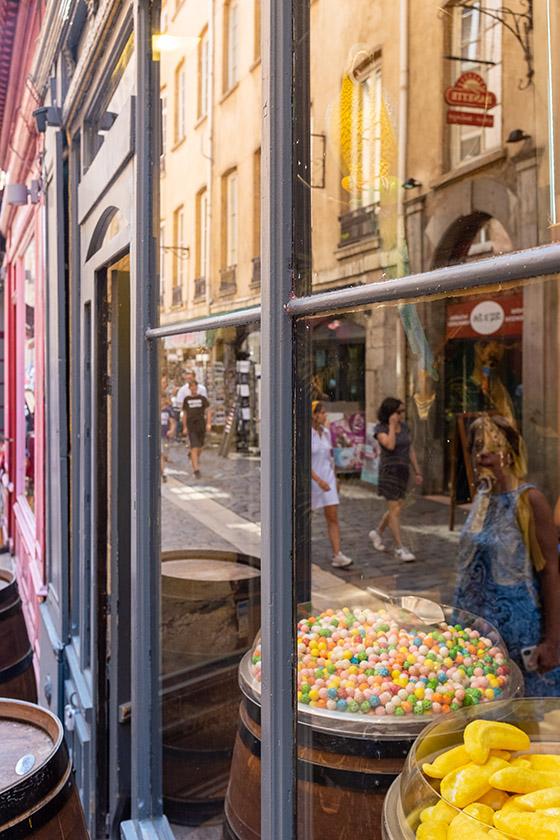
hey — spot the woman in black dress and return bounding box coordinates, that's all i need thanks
[369,397,422,561]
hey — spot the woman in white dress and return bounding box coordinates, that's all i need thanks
[311,402,353,568]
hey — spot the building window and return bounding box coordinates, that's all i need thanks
[254,0,261,63]
[223,169,238,268]
[349,62,382,210]
[160,224,166,305]
[195,187,209,281]
[224,0,239,92]
[253,148,261,260]
[175,61,186,142]
[198,27,209,119]
[448,0,502,167]
[161,90,167,170]
[172,206,185,305]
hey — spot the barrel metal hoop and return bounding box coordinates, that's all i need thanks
[222,813,243,840]
[306,728,416,760]
[0,773,74,838]
[0,596,23,621]
[0,648,34,684]
[238,718,398,791]
[0,578,17,606]
[242,694,262,726]
[0,745,70,824]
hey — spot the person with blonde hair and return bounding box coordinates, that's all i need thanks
[454,414,560,695]
[311,401,352,569]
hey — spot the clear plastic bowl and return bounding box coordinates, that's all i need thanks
[382,696,560,840]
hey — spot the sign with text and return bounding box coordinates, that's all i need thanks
[446,295,523,339]
[445,73,497,110]
[447,110,494,127]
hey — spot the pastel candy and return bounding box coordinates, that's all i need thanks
[464,720,530,764]
[416,821,448,840]
[517,788,560,811]
[441,756,510,809]
[494,809,560,839]
[490,766,560,794]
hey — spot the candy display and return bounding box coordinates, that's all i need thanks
[416,720,560,840]
[250,606,511,718]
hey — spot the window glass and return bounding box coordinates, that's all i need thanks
[24,243,36,511]
[155,0,261,832]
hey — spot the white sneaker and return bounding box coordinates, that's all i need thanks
[331,552,353,568]
[369,529,385,551]
[395,545,415,562]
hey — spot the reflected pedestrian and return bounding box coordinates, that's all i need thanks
[311,401,353,569]
[369,397,422,562]
[160,395,176,483]
[182,380,211,479]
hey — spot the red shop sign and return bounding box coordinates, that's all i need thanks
[445,72,497,110]
[446,295,523,340]
[447,110,494,127]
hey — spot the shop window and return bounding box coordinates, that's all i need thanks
[175,60,186,143]
[24,244,36,511]
[446,0,502,168]
[198,26,209,119]
[223,0,239,93]
[252,148,261,281]
[195,187,208,298]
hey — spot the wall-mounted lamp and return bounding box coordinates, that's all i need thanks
[5,181,41,206]
[506,129,530,143]
[32,105,62,133]
[402,177,422,190]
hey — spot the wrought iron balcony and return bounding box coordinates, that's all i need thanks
[171,284,183,306]
[219,265,237,294]
[338,204,380,247]
[251,256,261,287]
[194,277,206,300]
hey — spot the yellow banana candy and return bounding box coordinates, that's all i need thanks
[429,799,458,824]
[490,766,560,794]
[528,755,560,772]
[516,788,560,811]
[447,811,491,839]
[487,831,509,839]
[509,757,531,768]
[494,809,560,839]
[441,757,510,809]
[416,821,448,840]
[477,788,510,811]
[500,794,523,812]
[419,806,435,822]
[464,720,530,765]
[464,802,495,825]
[422,745,470,778]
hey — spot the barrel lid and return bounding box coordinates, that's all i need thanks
[0,701,61,793]
[162,557,260,600]
[163,558,260,582]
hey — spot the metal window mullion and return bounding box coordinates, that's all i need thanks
[260,1,296,840]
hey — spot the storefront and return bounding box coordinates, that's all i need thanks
[2,0,560,838]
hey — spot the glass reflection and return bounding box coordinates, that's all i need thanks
[24,243,35,511]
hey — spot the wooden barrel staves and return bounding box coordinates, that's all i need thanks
[0,698,89,838]
[0,569,37,702]
[224,694,417,840]
[161,549,260,826]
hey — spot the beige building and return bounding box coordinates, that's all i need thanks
[159,0,558,493]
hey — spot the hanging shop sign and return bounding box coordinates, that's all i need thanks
[445,72,496,127]
[446,295,523,339]
[164,330,207,349]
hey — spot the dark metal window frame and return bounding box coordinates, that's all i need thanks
[127,1,560,839]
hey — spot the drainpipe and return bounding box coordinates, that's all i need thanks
[396,0,408,399]
[205,0,214,312]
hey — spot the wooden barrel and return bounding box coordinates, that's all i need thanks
[0,698,89,838]
[224,694,417,840]
[0,569,37,702]
[161,549,260,825]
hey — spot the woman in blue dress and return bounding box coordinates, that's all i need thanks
[454,414,560,695]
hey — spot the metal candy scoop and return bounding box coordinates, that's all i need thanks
[365,585,446,629]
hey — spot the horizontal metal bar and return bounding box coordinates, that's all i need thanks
[287,244,560,317]
[147,244,560,339]
[145,305,261,339]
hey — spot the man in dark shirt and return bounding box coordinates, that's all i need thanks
[182,381,211,478]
